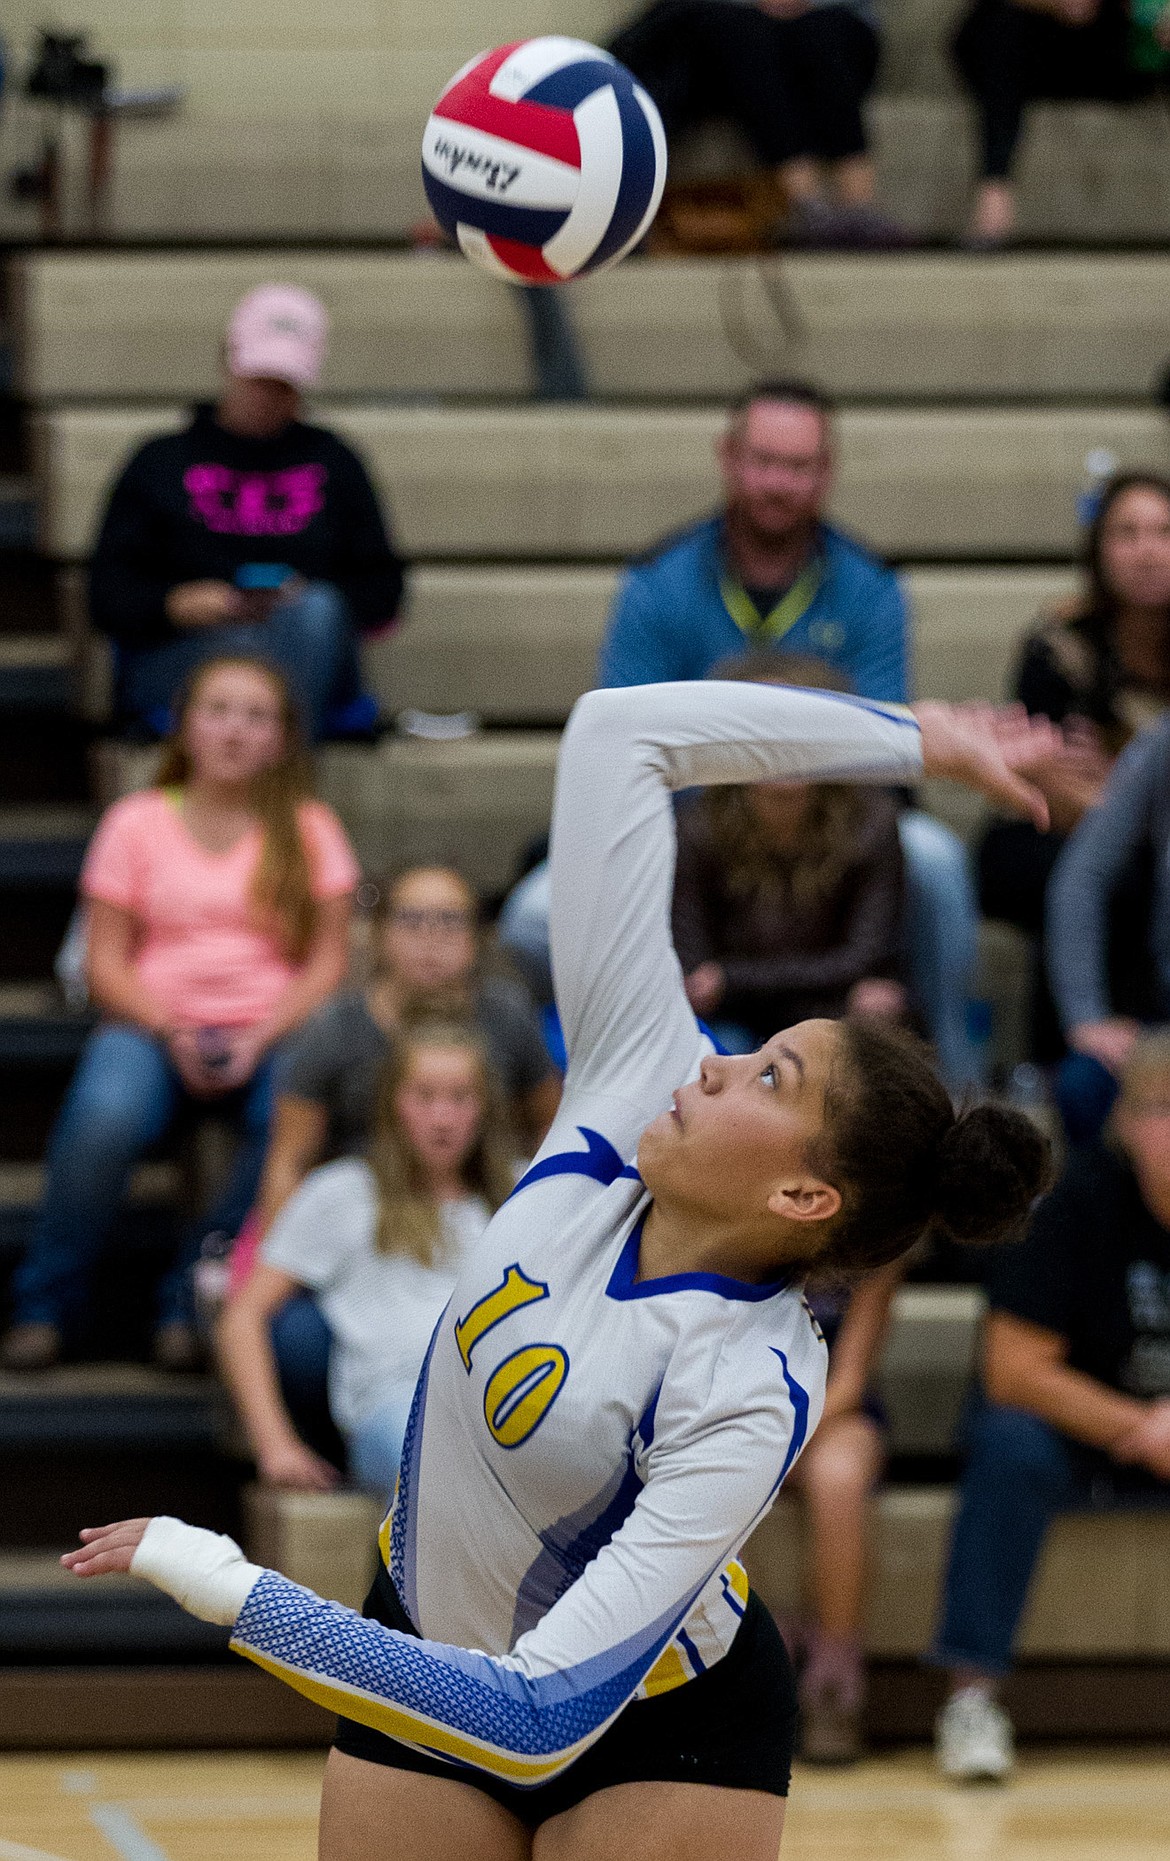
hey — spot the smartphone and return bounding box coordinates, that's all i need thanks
[234,562,294,592]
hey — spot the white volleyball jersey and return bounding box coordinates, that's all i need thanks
[230,680,923,1785]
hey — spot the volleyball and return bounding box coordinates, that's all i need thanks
[421,37,668,285]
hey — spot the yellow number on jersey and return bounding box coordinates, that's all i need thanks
[454,1263,549,1373]
[484,1344,569,1448]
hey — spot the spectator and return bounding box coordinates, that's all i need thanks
[1046,711,1170,1142]
[217,1023,514,1500]
[252,865,558,1244]
[673,652,909,1049]
[89,284,405,740]
[0,657,358,1374]
[596,378,984,1090]
[979,471,1170,1060]
[930,1032,1170,1781]
[783,1261,906,1762]
[953,0,1169,248]
[611,0,905,247]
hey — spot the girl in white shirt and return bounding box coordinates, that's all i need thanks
[218,1022,513,1502]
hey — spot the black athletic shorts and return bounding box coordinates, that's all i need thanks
[333,1562,797,1829]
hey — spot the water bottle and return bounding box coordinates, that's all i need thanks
[192,1229,234,1333]
[1076,448,1118,529]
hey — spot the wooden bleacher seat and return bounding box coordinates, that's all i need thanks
[235,1284,1170,1660]
[92,733,560,898]
[33,402,1168,566]
[14,251,1170,404]
[745,1488,1170,1658]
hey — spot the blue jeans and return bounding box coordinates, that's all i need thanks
[270,1292,344,1468]
[930,1397,1170,1677]
[13,1023,277,1332]
[498,811,985,1091]
[1054,1050,1119,1147]
[119,581,361,741]
[347,1389,418,1503]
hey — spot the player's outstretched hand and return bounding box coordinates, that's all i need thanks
[62,1518,152,1577]
[912,701,1062,831]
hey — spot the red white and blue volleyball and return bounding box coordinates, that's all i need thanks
[421,38,668,285]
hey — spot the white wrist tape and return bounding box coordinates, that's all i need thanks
[130,1515,264,1626]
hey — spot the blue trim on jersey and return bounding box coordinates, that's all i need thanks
[389,1317,443,1623]
[606,1212,791,1305]
[235,1565,702,1770]
[770,1347,811,1484]
[511,1435,647,1642]
[720,1569,747,1619]
[676,1625,706,1675]
[509,1125,641,1200]
[782,685,919,731]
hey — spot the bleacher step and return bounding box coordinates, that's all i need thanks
[0,1551,229,1662]
[36,402,1169,564]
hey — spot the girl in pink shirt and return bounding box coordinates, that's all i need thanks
[1,657,358,1373]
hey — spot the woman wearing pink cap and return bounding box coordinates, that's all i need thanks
[89,283,405,740]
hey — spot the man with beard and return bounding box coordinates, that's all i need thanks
[589,381,982,1091]
[598,381,904,697]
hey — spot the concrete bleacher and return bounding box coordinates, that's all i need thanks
[7,0,1170,244]
[33,400,1168,565]
[15,251,1170,404]
[235,1283,1170,1666]
[7,226,1170,1735]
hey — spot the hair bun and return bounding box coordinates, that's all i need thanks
[931,1104,1053,1247]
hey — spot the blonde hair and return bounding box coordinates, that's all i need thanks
[155,656,317,961]
[703,651,864,907]
[367,1021,514,1266]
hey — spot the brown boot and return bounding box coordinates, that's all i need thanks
[0,1322,62,1372]
[800,1680,864,1765]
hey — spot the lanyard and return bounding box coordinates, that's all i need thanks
[719,556,823,644]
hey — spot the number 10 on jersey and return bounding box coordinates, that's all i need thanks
[454,1263,570,1450]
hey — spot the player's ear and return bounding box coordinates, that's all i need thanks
[766,1177,841,1224]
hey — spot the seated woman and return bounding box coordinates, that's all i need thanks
[781,1260,905,1763]
[953,0,1168,247]
[673,656,909,1051]
[0,656,358,1373]
[253,864,559,1242]
[217,1023,514,1500]
[980,471,1170,1064]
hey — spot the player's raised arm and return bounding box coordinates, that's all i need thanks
[547,682,923,1129]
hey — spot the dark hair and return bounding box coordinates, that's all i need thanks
[812,1021,1053,1277]
[1070,471,1170,722]
[728,378,836,432]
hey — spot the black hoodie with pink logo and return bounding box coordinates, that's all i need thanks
[89,403,405,647]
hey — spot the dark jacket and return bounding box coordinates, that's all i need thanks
[89,403,404,648]
[671,787,905,1037]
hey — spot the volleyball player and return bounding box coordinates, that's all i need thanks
[65,682,1054,1861]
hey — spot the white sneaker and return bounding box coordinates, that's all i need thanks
[935,1687,1016,1782]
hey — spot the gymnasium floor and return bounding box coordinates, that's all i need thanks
[0,1749,1166,1861]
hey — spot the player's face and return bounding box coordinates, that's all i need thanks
[637,1018,843,1248]
[394,1045,485,1179]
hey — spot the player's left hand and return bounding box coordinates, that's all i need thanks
[912,701,1064,830]
[62,1518,152,1577]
